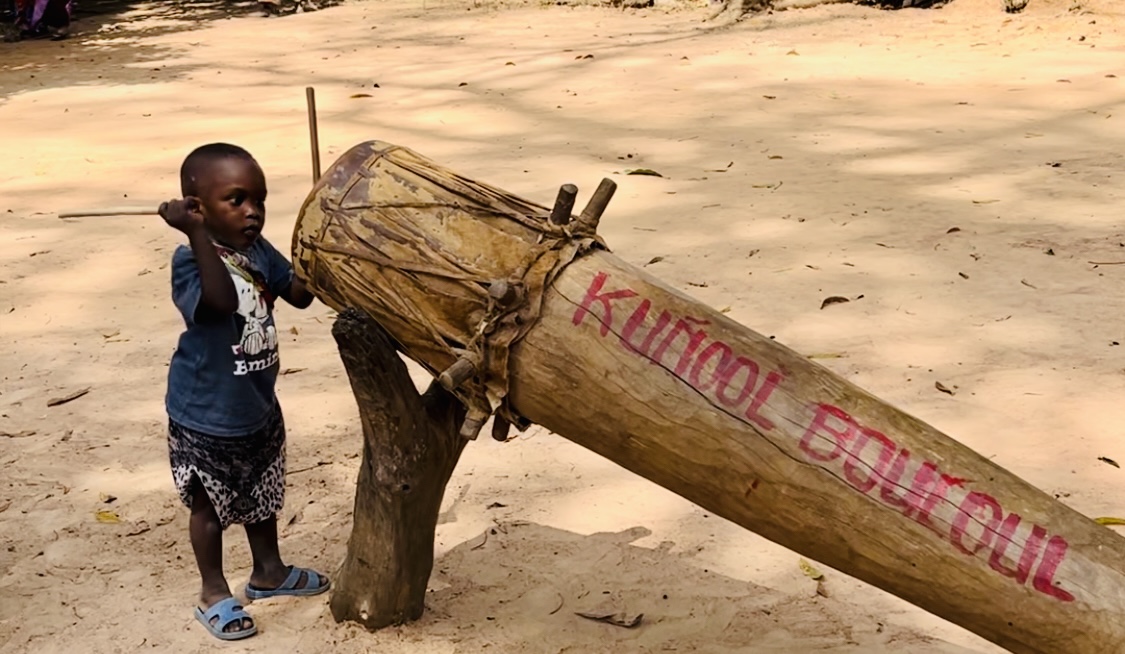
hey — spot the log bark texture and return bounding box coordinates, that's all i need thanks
[328,308,467,629]
[294,140,1125,654]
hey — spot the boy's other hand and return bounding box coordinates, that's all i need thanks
[159,198,205,235]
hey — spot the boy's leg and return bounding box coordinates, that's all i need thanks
[245,517,329,591]
[190,481,252,633]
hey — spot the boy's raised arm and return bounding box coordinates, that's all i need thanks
[160,198,238,318]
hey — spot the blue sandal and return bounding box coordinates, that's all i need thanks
[194,597,257,641]
[245,566,330,600]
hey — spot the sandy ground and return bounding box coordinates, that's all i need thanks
[3,0,1125,651]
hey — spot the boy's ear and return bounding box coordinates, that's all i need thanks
[184,196,204,214]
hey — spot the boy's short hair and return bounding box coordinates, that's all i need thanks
[180,143,255,197]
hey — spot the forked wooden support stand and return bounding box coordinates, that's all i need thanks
[328,308,467,628]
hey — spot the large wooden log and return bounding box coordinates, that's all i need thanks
[293,141,1125,654]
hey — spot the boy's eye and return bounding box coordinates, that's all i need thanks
[230,192,245,206]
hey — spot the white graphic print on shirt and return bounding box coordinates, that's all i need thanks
[230,272,279,375]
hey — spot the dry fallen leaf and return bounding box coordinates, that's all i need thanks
[350,93,373,98]
[1098,456,1121,469]
[799,558,824,581]
[280,367,307,376]
[820,296,850,310]
[126,521,151,537]
[972,199,1000,205]
[644,256,665,266]
[575,610,644,628]
[95,509,121,524]
[0,429,36,438]
[807,353,845,360]
[935,381,956,396]
[625,169,663,177]
[1095,517,1125,526]
[47,387,91,407]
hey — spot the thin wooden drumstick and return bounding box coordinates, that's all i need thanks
[58,207,156,219]
[306,86,322,184]
[63,91,323,218]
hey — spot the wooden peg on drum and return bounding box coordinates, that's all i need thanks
[459,407,490,440]
[491,415,511,442]
[549,183,578,226]
[437,357,476,392]
[488,279,523,309]
[575,178,616,233]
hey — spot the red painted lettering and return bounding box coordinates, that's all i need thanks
[715,356,760,407]
[620,300,671,357]
[950,492,1003,556]
[744,370,781,431]
[572,272,638,336]
[879,454,946,517]
[795,404,1074,603]
[912,472,967,532]
[651,317,710,374]
[843,427,897,493]
[689,341,734,391]
[988,513,1044,586]
[799,404,852,462]
[1032,536,1075,602]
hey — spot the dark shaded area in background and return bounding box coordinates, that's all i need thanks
[0,0,330,43]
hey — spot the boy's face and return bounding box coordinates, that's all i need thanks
[194,156,268,250]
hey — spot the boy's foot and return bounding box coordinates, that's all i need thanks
[195,596,257,641]
[246,565,330,600]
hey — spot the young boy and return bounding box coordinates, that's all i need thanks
[160,143,329,641]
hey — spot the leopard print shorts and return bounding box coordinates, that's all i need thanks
[168,405,286,529]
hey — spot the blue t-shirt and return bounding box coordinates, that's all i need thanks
[165,237,295,437]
